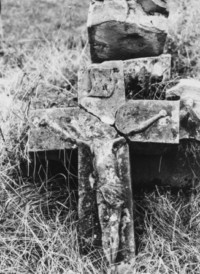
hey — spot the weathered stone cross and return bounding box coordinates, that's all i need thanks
[28,0,200,273]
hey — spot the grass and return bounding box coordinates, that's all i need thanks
[0,0,200,273]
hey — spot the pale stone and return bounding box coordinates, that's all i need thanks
[28,107,135,264]
[78,55,171,125]
[78,61,125,125]
[124,54,171,82]
[166,79,200,141]
[28,107,117,151]
[115,100,180,144]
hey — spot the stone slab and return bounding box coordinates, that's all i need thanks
[88,0,169,62]
[28,107,135,263]
[115,100,180,144]
[78,55,171,125]
[124,54,171,98]
[78,61,126,125]
[28,107,117,152]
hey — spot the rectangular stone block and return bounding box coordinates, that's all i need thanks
[117,144,135,262]
[28,107,135,264]
[115,100,180,144]
[28,108,79,151]
[124,54,171,81]
[87,0,169,62]
[78,60,126,125]
[78,144,101,250]
[78,142,135,262]
[124,54,171,99]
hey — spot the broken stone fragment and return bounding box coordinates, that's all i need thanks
[78,55,170,124]
[88,0,169,62]
[78,61,126,125]
[166,79,200,141]
[28,107,117,151]
[124,54,171,99]
[115,100,180,144]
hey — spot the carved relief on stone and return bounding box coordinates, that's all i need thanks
[78,61,126,125]
[115,100,180,144]
[29,107,135,268]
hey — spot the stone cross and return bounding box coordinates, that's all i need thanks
[28,0,200,273]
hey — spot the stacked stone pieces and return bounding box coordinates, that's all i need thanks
[88,0,169,63]
[82,0,176,271]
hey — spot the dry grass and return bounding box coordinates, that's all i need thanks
[0,0,200,273]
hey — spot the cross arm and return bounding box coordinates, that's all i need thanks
[39,119,91,148]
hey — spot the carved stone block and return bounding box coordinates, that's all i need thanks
[117,144,135,262]
[78,61,126,125]
[28,107,117,151]
[124,54,171,99]
[88,0,169,62]
[78,143,101,250]
[78,55,170,125]
[115,100,180,144]
[28,108,77,151]
[28,107,135,264]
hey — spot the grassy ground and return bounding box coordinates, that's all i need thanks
[1,0,200,273]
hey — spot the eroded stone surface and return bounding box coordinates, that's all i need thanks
[166,79,200,141]
[88,0,169,62]
[79,55,171,125]
[124,54,171,98]
[78,143,101,250]
[115,100,179,144]
[28,107,117,151]
[78,61,125,125]
[28,107,135,265]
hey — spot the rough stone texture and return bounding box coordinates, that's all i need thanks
[28,107,117,151]
[124,54,171,98]
[31,84,78,109]
[166,79,200,141]
[91,140,135,266]
[78,61,126,125]
[78,55,171,125]
[115,100,180,144]
[124,54,171,81]
[88,0,169,62]
[28,107,135,265]
[78,143,101,250]
[29,108,77,151]
[117,145,135,262]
